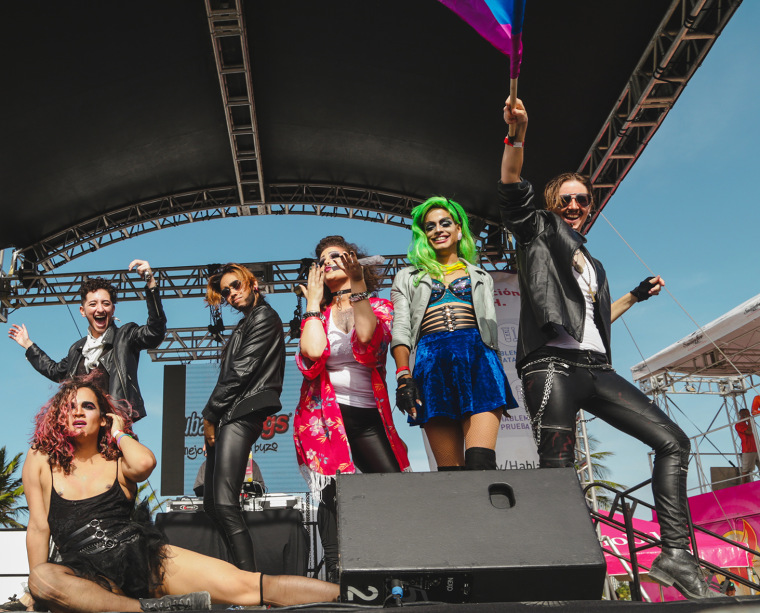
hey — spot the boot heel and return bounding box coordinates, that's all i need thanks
[648,566,674,588]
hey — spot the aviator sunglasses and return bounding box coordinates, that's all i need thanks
[220,279,243,300]
[559,193,592,209]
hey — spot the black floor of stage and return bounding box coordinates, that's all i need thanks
[197,597,760,612]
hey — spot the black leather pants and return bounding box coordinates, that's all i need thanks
[203,411,266,571]
[319,403,401,577]
[522,348,691,549]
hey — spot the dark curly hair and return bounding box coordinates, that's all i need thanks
[314,235,380,310]
[31,374,136,475]
[79,277,118,304]
[543,172,594,214]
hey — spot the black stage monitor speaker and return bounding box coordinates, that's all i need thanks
[337,468,606,604]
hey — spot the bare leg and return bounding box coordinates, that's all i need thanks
[160,546,338,606]
[28,563,141,613]
[424,417,465,467]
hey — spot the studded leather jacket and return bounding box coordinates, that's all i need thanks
[25,288,166,420]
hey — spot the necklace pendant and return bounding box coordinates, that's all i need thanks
[589,289,596,303]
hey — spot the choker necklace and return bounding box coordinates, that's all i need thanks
[333,288,351,311]
[441,261,466,275]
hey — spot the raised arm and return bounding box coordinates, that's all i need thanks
[298,264,328,361]
[22,450,51,572]
[127,259,167,349]
[611,275,666,322]
[109,412,156,484]
[500,97,528,184]
[337,251,376,344]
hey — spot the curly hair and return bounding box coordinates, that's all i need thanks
[543,172,594,214]
[314,236,380,310]
[79,277,118,304]
[31,375,136,475]
[205,263,260,308]
[408,197,477,285]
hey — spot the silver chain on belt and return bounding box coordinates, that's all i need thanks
[520,356,613,446]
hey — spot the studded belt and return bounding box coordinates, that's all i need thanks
[62,518,140,555]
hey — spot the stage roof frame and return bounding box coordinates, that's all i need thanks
[0,0,743,277]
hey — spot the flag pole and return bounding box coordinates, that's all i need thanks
[508,78,518,137]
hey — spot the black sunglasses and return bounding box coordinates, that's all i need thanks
[559,193,592,209]
[220,279,243,300]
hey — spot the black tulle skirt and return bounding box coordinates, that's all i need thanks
[56,500,169,599]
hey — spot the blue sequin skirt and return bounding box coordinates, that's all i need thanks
[409,328,518,426]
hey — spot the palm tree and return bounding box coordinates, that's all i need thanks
[136,481,167,516]
[582,433,627,510]
[0,447,26,528]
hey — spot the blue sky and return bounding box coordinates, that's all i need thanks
[2,2,759,514]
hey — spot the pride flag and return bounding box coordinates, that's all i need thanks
[438,0,526,78]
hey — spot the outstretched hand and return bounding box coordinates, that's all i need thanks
[8,323,33,349]
[333,251,364,284]
[128,259,157,288]
[630,275,665,302]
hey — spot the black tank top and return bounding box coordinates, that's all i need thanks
[48,461,134,555]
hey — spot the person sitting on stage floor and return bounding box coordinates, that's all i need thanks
[8,259,165,421]
[202,263,285,572]
[23,376,339,613]
[391,199,518,471]
[295,236,410,582]
[735,408,759,484]
[498,98,721,600]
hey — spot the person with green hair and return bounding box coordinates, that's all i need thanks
[391,197,517,471]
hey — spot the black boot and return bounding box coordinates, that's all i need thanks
[318,484,339,583]
[649,548,724,599]
[139,591,211,611]
[464,447,497,470]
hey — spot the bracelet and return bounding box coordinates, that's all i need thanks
[113,429,124,439]
[116,432,133,448]
[302,311,324,320]
[504,134,524,148]
[395,368,411,380]
[349,291,370,303]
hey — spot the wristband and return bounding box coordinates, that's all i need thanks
[302,311,324,321]
[395,367,411,380]
[504,134,524,148]
[349,291,370,303]
[113,429,124,439]
[116,432,133,448]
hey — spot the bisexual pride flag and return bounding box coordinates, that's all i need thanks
[438,0,526,78]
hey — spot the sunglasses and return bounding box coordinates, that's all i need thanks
[220,279,243,300]
[559,193,592,209]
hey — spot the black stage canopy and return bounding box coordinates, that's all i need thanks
[0,1,732,267]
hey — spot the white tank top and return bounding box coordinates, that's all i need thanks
[326,317,376,408]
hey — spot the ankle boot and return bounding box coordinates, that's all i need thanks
[139,591,211,611]
[464,447,497,470]
[649,548,724,599]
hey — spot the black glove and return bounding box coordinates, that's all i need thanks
[630,276,655,302]
[396,377,422,415]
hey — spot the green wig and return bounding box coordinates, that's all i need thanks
[408,197,478,285]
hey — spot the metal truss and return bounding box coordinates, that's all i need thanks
[148,325,300,362]
[638,372,753,396]
[580,0,742,230]
[11,183,507,273]
[205,0,265,209]
[1,255,411,309]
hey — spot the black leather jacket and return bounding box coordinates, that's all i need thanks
[202,299,285,426]
[497,180,612,372]
[25,287,166,419]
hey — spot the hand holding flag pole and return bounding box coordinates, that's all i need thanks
[437,0,526,135]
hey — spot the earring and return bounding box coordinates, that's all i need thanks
[457,232,462,241]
